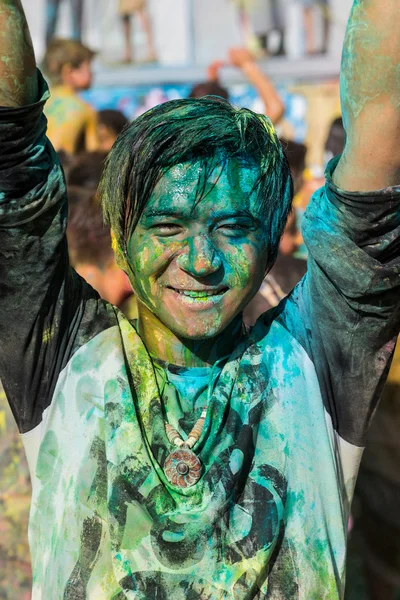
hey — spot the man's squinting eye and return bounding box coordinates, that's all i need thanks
[216,221,254,236]
[149,223,183,236]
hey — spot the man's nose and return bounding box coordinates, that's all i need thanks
[176,234,222,276]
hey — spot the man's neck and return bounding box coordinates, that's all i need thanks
[137,302,243,368]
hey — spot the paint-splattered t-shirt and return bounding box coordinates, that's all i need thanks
[1,74,400,600]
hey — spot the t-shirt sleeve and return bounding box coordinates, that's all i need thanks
[278,155,400,447]
[0,71,114,434]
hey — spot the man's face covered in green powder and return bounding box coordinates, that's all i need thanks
[127,159,269,339]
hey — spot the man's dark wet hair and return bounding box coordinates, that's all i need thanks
[99,97,293,271]
[98,109,129,136]
[189,81,229,101]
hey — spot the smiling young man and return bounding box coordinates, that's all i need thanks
[0,1,400,599]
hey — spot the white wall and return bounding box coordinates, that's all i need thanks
[23,0,353,67]
[193,0,241,65]
[22,0,191,65]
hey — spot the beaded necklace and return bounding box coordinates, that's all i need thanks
[164,408,208,488]
[151,359,213,488]
[151,350,237,489]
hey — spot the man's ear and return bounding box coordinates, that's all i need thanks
[111,230,129,273]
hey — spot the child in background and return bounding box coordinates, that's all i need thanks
[43,38,98,154]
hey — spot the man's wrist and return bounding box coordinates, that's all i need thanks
[0,0,37,106]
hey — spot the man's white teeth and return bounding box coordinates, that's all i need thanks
[177,290,223,298]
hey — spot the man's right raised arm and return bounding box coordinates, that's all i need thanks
[0,0,38,106]
[0,1,104,435]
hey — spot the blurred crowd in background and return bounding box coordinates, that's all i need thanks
[0,1,399,599]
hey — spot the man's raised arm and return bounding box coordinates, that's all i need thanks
[334,0,400,191]
[0,0,93,435]
[0,0,37,106]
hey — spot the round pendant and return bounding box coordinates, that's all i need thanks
[164,447,202,488]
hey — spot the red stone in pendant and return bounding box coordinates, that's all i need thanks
[164,447,202,488]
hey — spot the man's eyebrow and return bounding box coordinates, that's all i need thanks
[208,209,259,222]
[142,208,184,218]
[142,208,260,223]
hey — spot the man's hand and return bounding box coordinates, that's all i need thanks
[334,0,400,191]
[0,0,37,107]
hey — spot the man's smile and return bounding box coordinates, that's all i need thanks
[165,286,229,308]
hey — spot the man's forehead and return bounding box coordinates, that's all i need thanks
[146,160,261,215]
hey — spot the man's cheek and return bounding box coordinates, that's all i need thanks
[225,244,260,289]
[131,240,157,272]
[131,238,182,275]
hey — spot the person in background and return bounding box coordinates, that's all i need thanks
[67,187,136,316]
[118,0,157,64]
[45,0,84,46]
[244,139,308,325]
[42,38,98,154]
[190,47,285,125]
[97,109,129,153]
[67,152,136,317]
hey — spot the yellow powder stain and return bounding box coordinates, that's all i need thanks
[0,410,5,433]
[111,230,119,254]
[42,328,52,344]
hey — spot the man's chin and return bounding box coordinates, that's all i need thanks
[170,324,225,342]
[160,317,228,342]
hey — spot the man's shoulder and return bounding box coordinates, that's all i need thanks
[250,298,309,359]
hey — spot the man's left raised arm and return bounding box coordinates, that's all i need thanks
[277,0,400,462]
[334,0,400,191]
